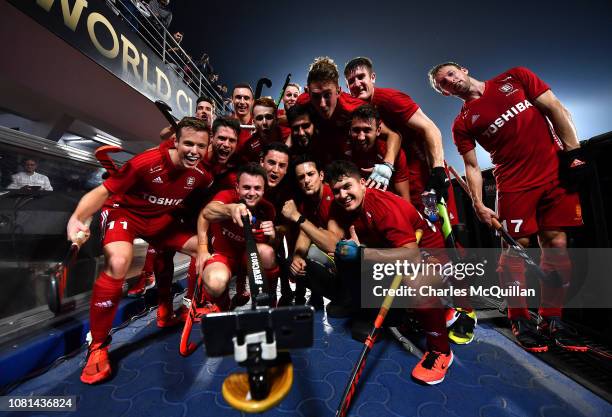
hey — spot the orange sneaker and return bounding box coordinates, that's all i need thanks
[127,272,155,298]
[411,350,453,385]
[80,342,112,384]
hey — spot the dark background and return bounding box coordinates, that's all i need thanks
[170,0,612,171]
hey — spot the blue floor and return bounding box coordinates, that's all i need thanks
[6,308,612,417]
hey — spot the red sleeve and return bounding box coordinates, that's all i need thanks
[374,88,419,125]
[339,92,367,113]
[368,190,416,246]
[211,189,236,204]
[452,114,476,155]
[508,67,550,100]
[103,158,140,195]
[376,203,416,246]
[296,92,310,106]
[392,148,411,184]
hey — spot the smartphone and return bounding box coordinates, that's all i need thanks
[202,305,314,357]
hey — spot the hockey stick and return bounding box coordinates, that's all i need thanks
[48,218,92,314]
[94,145,122,176]
[155,100,179,130]
[255,78,272,100]
[179,272,202,356]
[447,165,561,286]
[335,273,403,417]
[276,73,292,106]
[436,197,461,262]
[241,210,271,308]
[335,229,423,416]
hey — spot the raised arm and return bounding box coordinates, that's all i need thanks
[379,122,401,165]
[406,108,444,168]
[203,201,248,226]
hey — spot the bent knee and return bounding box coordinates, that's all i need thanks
[257,244,276,269]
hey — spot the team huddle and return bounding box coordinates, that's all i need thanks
[66,56,588,387]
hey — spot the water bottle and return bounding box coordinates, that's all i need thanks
[422,190,439,222]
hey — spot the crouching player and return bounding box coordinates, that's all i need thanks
[319,161,454,385]
[281,155,336,309]
[196,163,279,310]
[66,118,213,384]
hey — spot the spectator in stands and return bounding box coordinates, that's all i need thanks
[148,0,172,29]
[8,158,53,191]
[183,54,195,87]
[197,53,213,77]
[166,32,185,75]
[209,72,220,85]
[219,84,229,97]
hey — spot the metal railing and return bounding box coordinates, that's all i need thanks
[105,0,229,114]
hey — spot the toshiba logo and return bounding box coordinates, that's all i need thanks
[221,227,245,242]
[142,193,183,206]
[482,99,533,138]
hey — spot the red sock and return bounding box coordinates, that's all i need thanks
[141,246,157,274]
[498,253,529,320]
[539,249,571,318]
[415,304,450,353]
[265,265,280,306]
[154,251,175,313]
[186,258,197,299]
[89,272,124,344]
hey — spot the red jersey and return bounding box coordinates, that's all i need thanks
[329,188,443,249]
[370,87,430,206]
[452,67,562,192]
[349,138,411,186]
[236,126,285,165]
[201,149,238,192]
[277,108,292,141]
[103,147,213,218]
[297,184,334,228]
[296,91,366,164]
[209,189,276,255]
[235,115,255,152]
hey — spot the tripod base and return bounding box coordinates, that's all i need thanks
[222,361,293,413]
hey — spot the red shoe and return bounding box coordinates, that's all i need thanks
[411,350,454,385]
[127,272,155,298]
[538,316,588,352]
[445,308,460,328]
[157,303,182,328]
[80,342,112,384]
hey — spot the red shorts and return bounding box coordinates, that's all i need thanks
[203,252,246,277]
[496,180,582,238]
[101,208,194,251]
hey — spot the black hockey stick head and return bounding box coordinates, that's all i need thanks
[255,78,272,99]
[154,100,178,129]
[48,243,79,314]
[276,73,292,105]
